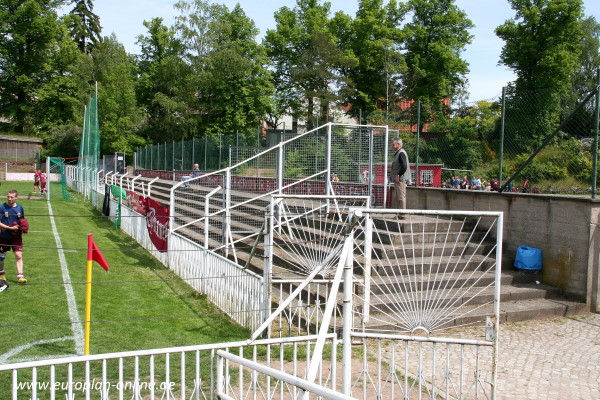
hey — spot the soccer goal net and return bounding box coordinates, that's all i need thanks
[46,157,73,201]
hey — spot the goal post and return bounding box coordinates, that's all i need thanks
[46,157,73,201]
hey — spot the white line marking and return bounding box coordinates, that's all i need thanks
[48,200,84,355]
[0,336,75,364]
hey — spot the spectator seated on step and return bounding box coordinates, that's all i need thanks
[181,163,201,187]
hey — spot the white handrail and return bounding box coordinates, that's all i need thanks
[216,350,356,400]
[0,334,331,372]
[130,174,141,192]
[146,177,159,198]
[119,171,129,190]
[205,186,222,248]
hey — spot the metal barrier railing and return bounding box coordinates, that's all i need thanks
[0,335,335,400]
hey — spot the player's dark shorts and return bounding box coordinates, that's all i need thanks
[0,237,23,252]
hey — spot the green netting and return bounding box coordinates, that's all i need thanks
[77,92,100,191]
[49,158,73,200]
[79,94,100,173]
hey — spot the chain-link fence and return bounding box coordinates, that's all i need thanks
[135,81,599,197]
[365,83,600,195]
[230,127,390,186]
[136,131,264,172]
[498,86,598,194]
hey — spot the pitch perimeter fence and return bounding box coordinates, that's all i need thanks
[136,82,600,196]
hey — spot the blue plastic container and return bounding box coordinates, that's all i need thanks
[514,246,542,271]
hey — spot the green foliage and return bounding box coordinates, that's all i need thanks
[0,0,63,134]
[496,0,586,150]
[496,0,584,93]
[507,138,593,185]
[574,16,600,97]
[41,123,82,159]
[66,0,101,53]
[136,17,197,142]
[331,0,406,118]
[92,35,145,154]
[401,0,473,103]
[194,5,274,136]
[34,22,84,130]
[264,0,357,130]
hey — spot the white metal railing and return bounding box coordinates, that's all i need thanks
[169,123,389,258]
[63,171,264,331]
[350,333,495,400]
[0,335,336,400]
[169,232,264,330]
[216,349,356,400]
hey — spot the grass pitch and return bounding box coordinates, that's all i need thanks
[0,182,249,363]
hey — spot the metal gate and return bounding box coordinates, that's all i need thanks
[255,201,502,399]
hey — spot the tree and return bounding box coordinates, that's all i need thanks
[67,0,101,53]
[401,0,473,107]
[136,18,197,142]
[91,34,144,154]
[264,0,357,130]
[496,0,584,93]
[195,5,274,137]
[173,0,225,66]
[34,20,84,129]
[496,0,585,148]
[174,2,274,138]
[0,0,63,134]
[573,16,600,97]
[331,0,406,120]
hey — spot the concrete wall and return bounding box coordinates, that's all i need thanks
[407,187,600,311]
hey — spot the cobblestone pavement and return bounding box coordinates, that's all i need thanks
[496,313,600,399]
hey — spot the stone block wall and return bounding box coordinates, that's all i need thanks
[407,187,600,310]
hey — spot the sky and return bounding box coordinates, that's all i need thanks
[64,0,600,102]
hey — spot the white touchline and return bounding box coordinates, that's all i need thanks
[47,200,84,355]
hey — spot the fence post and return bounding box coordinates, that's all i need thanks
[326,123,332,196]
[262,200,274,338]
[592,68,600,199]
[224,169,231,257]
[383,126,389,207]
[219,134,223,169]
[342,232,354,396]
[499,87,506,188]
[368,128,374,201]
[204,136,208,171]
[415,99,421,187]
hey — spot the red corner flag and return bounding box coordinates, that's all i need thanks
[87,234,109,271]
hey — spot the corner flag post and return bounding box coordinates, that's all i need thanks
[84,234,109,355]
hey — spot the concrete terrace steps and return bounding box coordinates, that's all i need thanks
[357,269,536,296]
[359,282,562,314]
[127,174,587,325]
[357,297,588,332]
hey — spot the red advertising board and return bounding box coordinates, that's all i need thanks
[126,190,147,215]
[146,197,170,253]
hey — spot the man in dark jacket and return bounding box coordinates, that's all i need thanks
[0,190,27,283]
[388,138,410,214]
